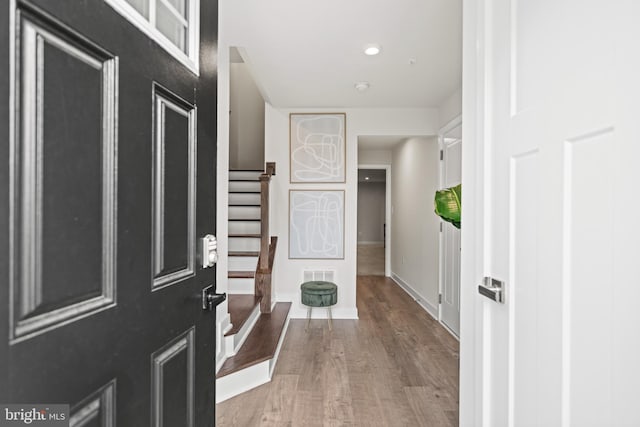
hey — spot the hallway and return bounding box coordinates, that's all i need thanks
[216,276,459,426]
[357,244,385,276]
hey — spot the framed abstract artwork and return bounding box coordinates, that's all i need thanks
[289,190,345,259]
[289,113,346,183]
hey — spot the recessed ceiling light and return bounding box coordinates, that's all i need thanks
[365,176,370,180]
[354,82,370,92]
[363,44,381,56]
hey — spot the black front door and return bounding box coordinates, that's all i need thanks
[0,0,220,425]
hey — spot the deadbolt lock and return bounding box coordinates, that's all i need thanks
[200,234,218,268]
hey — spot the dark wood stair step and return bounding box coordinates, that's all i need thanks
[217,302,291,378]
[228,271,256,279]
[228,233,261,238]
[228,251,260,257]
[225,294,261,337]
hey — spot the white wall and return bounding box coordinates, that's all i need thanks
[265,105,438,319]
[438,86,462,128]
[357,149,392,165]
[390,136,441,316]
[229,63,265,170]
[357,181,385,244]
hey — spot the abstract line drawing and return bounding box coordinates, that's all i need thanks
[290,113,346,183]
[289,190,344,259]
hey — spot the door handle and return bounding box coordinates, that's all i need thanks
[202,284,226,311]
[478,277,505,303]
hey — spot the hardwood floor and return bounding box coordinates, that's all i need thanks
[216,276,459,426]
[357,244,385,276]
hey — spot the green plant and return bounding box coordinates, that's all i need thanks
[434,184,461,229]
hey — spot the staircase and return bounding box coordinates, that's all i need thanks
[217,165,291,403]
[227,170,262,294]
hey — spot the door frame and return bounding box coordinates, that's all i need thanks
[356,163,391,277]
[459,0,489,424]
[437,115,462,338]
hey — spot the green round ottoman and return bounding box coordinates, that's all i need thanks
[300,281,337,331]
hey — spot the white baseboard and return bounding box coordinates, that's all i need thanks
[215,313,231,372]
[269,315,290,377]
[215,306,292,403]
[276,293,359,319]
[216,361,270,403]
[221,314,232,335]
[225,303,261,357]
[390,273,438,320]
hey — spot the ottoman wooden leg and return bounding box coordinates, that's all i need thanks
[305,306,312,332]
[327,306,333,331]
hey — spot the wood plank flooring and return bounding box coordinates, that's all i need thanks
[216,276,459,426]
[357,244,385,276]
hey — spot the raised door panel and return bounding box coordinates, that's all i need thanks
[69,381,116,427]
[151,328,195,427]
[11,9,118,343]
[152,86,196,291]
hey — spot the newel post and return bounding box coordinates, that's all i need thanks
[259,174,270,272]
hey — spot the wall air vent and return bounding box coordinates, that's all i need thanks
[303,270,335,283]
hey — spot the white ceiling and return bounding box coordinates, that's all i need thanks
[224,0,462,109]
[358,169,387,183]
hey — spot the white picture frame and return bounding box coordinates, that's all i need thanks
[289,113,346,183]
[289,190,345,259]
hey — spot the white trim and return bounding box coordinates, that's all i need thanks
[460,0,486,424]
[215,312,231,372]
[215,311,290,403]
[439,317,462,341]
[158,0,189,27]
[224,302,261,357]
[439,115,463,140]
[437,116,462,332]
[216,361,270,403]
[390,273,438,320]
[357,163,392,277]
[104,0,200,75]
[269,316,290,377]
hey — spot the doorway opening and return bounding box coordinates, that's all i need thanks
[357,166,391,276]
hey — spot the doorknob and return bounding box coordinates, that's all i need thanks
[202,284,226,311]
[478,277,505,303]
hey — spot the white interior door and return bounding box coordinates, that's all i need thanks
[463,1,640,426]
[440,133,461,336]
